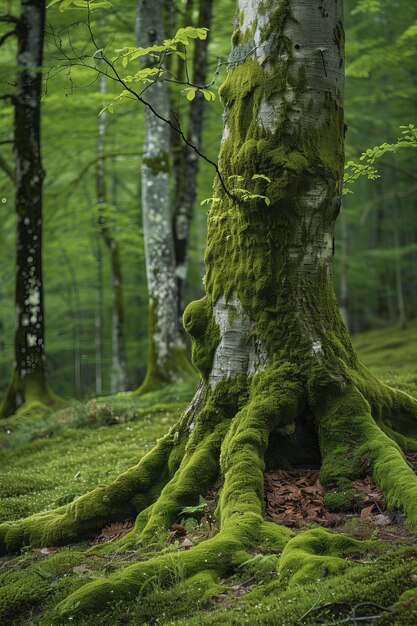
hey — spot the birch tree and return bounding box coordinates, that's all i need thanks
[135,0,194,394]
[2,1,417,619]
[0,0,57,418]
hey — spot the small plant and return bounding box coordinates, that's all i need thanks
[343,124,417,193]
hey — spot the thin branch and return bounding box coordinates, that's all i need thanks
[0,28,16,47]
[84,7,234,201]
[0,14,19,24]
[66,151,142,189]
[102,54,234,199]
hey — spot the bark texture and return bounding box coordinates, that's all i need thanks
[1,1,417,620]
[135,0,194,394]
[0,0,56,418]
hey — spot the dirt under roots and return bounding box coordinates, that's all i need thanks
[1,360,417,621]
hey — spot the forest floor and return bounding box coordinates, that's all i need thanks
[1,322,417,625]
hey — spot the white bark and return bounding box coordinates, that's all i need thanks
[209,294,268,386]
[137,0,185,379]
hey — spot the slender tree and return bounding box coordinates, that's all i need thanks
[172,0,214,318]
[2,1,417,618]
[0,0,57,418]
[96,73,129,393]
[135,0,194,394]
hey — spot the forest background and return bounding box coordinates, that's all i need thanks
[0,0,416,402]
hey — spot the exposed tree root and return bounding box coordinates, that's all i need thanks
[1,363,417,620]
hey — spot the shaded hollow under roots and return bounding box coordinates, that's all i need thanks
[1,360,417,620]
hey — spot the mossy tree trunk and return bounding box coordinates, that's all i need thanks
[0,0,57,419]
[135,0,194,394]
[2,0,417,618]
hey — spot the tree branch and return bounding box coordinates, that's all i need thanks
[0,29,16,47]
[83,11,235,201]
[0,154,14,181]
[0,15,19,24]
[66,151,142,189]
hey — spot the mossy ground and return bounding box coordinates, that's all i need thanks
[1,326,417,625]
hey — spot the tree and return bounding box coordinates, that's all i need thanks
[134,0,194,394]
[172,0,214,318]
[1,0,417,618]
[96,72,129,393]
[0,0,57,418]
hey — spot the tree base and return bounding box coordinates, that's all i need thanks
[0,369,62,420]
[1,361,417,619]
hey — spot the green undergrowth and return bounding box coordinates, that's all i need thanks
[0,383,195,522]
[352,319,417,395]
[1,543,414,626]
[0,329,416,624]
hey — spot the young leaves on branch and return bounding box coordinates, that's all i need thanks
[343,124,417,193]
[100,27,213,114]
[201,174,272,208]
[46,0,111,11]
[112,27,208,68]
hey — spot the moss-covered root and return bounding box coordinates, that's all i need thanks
[383,385,417,451]
[54,534,238,620]
[315,383,417,526]
[134,421,227,545]
[278,528,371,586]
[0,431,175,554]
[351,366,417,451]
[52,371,298,620]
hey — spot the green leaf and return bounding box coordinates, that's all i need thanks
[185,88,197,102]
[252,174,272,183]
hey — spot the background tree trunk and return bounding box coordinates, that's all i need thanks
[135,0,194,394]
[96,72,129,394]
[0,0,56,418]
[172,0,214,320]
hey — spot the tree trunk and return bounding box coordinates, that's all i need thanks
[96,73,129,394]
[135,0,194,394]
[172,0,214,319]
[339,208,349,330]
[2,1,417,618]
[0,0,57,418]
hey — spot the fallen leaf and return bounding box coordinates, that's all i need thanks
[360,505,375,518]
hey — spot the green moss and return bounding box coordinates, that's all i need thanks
[0,368,62,420]
[324,490,357,512]
[0,548,89,623]
[183,297,220,381]
[142,152,170,174]
[278,527,371,586]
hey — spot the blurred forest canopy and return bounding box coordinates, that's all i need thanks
[0,0,416,401]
